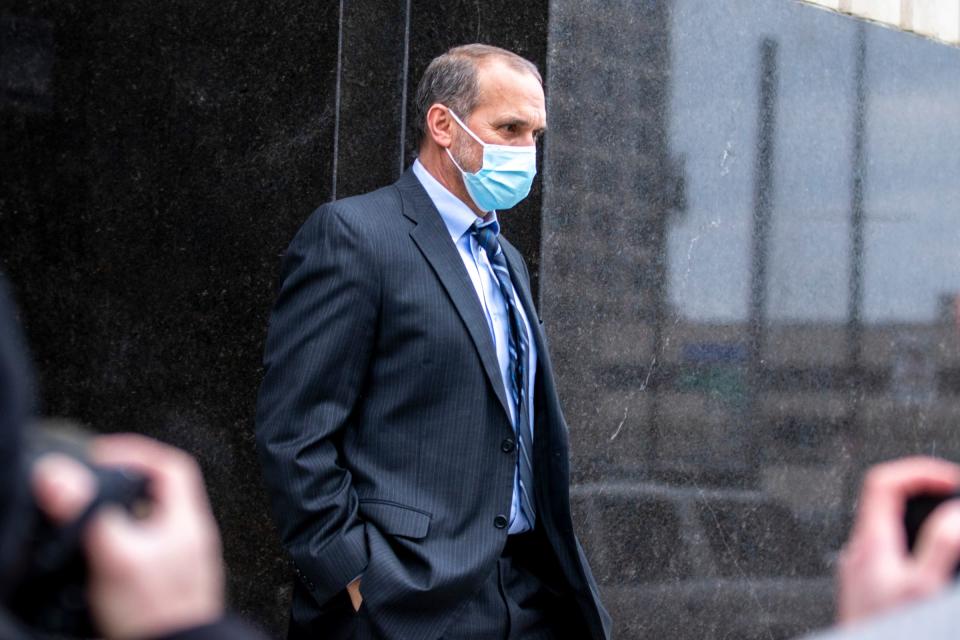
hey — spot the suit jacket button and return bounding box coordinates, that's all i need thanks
[494,515,508,529]
[501,437,515,453]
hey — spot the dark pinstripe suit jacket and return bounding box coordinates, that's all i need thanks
[255,169,611,639]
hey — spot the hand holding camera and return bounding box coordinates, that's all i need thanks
[837,457,960,624]
[28,432,226,639]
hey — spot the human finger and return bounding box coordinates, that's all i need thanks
[83,505,140,562]
[31,453,98,525]
[88,434,210,518]
[852,457,960,551]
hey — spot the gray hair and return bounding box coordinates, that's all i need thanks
[413,44,542,147]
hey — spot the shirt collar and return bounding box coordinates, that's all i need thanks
[412,159,498,241]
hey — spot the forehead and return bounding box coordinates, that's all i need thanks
[473,59,546,122]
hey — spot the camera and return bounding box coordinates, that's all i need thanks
[904,490,960,577]
[6,420,149,638]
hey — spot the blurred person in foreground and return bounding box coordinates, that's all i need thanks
[0,276,266,640]
[806,456,960,639]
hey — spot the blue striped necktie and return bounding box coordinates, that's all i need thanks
[471,220,536,528]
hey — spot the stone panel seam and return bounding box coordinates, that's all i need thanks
[332,0,345,200]
[398,0,412,175]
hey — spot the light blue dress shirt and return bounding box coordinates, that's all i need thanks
[412,159,537,534]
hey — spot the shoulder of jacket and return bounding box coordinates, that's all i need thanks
[328,185,402,222]
[302,185,403,237]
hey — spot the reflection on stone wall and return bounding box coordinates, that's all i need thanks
[544,0,686,481]
[804,0,960,47]
[543,0,960,638]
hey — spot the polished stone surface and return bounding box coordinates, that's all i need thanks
[1,1,548,636]
[1,0,340,633]
[6,0,960,637]
[543,0,960,637]
[334,0,408,200]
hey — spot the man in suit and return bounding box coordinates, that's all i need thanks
[255,44,611,639]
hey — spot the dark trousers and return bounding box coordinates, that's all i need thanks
[440,531,590,640]
[289,530,590,640]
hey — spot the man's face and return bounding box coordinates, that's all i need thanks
[452,59,547,174]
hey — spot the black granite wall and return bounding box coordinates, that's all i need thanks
[0,1,546,635]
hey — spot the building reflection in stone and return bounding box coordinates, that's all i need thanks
[541,0,960,637]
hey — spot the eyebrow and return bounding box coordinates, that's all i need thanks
[493,116,548,134]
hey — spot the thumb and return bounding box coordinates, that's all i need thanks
[83,506,140,560]
[31,454,98,525]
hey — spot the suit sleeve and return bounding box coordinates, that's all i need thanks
[152,615,269,640]
[0,276,34,577]
[254,204,379,605]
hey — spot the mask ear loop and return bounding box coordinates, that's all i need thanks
[447,108,487,147]
[445,108,486,176]
[449,107,537,159]
[445,147,471,175]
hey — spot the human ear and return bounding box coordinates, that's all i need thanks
[425,104,455,149]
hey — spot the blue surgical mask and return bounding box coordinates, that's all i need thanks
[445,109,537,212]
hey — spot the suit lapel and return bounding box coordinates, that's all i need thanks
[395,170,512,421]
[501,239,566,434]
[501,239,568,503]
